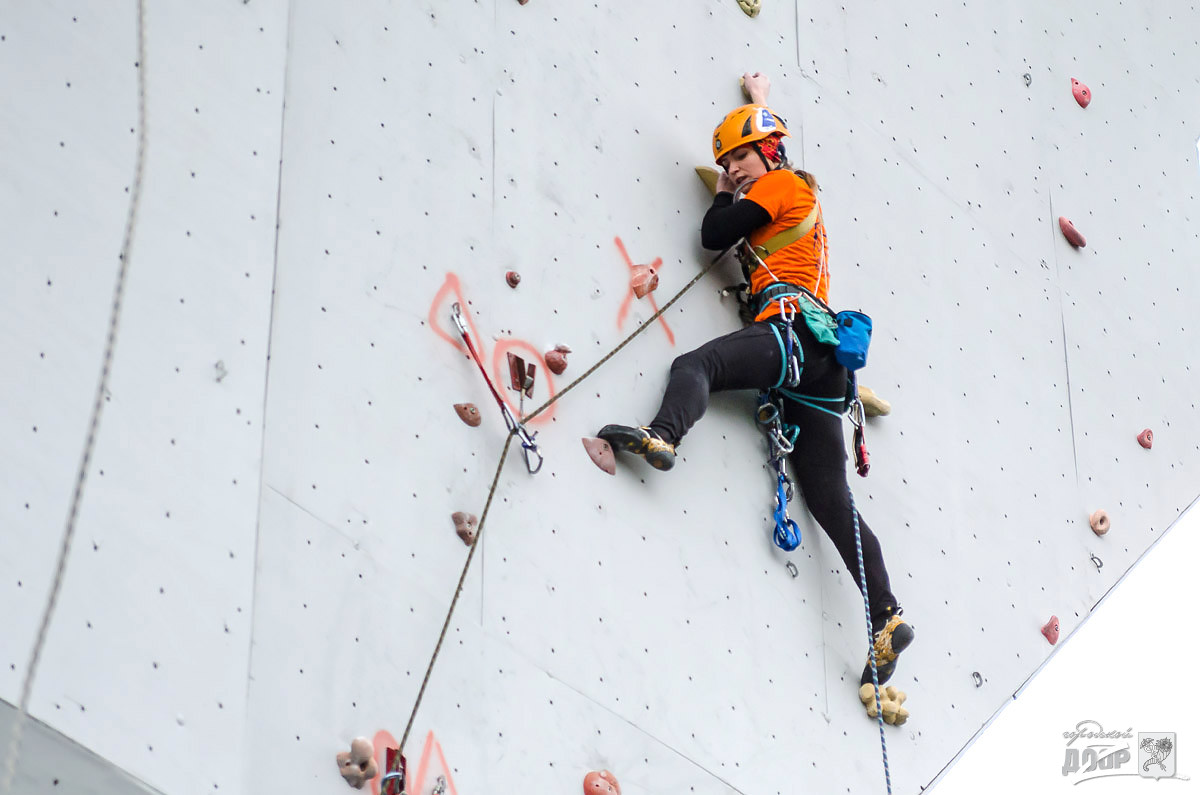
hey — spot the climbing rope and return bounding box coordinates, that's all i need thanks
[0,3,148,793]
[851,488,893,795]
[395,251,729,772]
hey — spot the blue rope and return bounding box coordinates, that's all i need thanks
[850,488,892,795]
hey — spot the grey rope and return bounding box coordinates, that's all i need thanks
[0,2,148,792]
[851,488,893,795]
[396,254,725,764]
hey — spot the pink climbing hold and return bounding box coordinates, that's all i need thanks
[1058,216,1086,248]
[1070,78,1091,108]
[454,402,482,427]
[1137,428,1154,449]
[1089,509,1111,537]
[1041,615,1060,645]
[451,511,479,545]
[630,264,659,299]
[336,737,379,789]
[583,770,621,795]
[505,270,521,288]
[582,437,616,476]
[544,344,571,375]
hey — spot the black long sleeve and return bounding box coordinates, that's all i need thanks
[700,192,772,250]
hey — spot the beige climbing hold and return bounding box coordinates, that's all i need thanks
[451,511,478,545]
[737,0,761,19]
[337,737,379,789]
[453,403,482,427]
[583,770,621,794]
[695,165,721,196]
[1089,509,1110,537]
[858,385,891,417]
[582,437,616,476]
[859,683,909,726]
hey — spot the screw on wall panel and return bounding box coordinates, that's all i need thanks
[1137,428,1154,449]
[451,512,478,545]
[453,403,482,427]
[336,737,378,789]
[1090,554,1103,571]
[1089,509,1110,536]
[582,437,616,475]
[629,264,659,299]
[505,270,521,288]
[1023,73,1032,87]
[1058,216,1086,248]
[1041,615,1059,645]
[214,360,227,382]
[786,561,799,578]
[972,671,983,688]
[544,344,571,375]
[736,0,761,18]
[1070,77,1091,108]
[584,770,621,794]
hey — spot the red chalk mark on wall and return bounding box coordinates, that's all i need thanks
[428,272,558,423]
[614,237,674,346]
[369,731,459,795]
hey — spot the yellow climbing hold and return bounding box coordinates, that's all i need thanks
[858,385,892,417]
[737,0,761,19]
[695,166,721,196]
[859,683,910,726]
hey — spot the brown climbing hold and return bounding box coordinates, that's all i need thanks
[1089,509,1110,537]
[454,403,482,427]
[1071,78,1091,108]
[583,770,621,795]
[544,344,571,375]
[859,683,909,726]
[451,511,478,545]
[630,264,659,299]
[1137,428,1154,449]
[582,437,616,476]
[336,737,379,789]
[736,0,761,18]
[1058,216,1086,248]
[1041,615,1060,645]
[858,385,892,417]
[505,270,521,288]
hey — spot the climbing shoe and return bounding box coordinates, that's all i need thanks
[596,424,676,471]
[859,610,915,686]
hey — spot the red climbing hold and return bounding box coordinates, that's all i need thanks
[630,264,659,299]
[1089,509,1110,537]
[1041,615,1060,645]
[1070,78,1091,108]
[453,402,482,427]
[1058,216,1086,248]
[583,770,621,795]
[505,270,521,288]
[582,437,616,475]
[1137,428,1153,449]
[544,344,571,375]
[451,511,479,545]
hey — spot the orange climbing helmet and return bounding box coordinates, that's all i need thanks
[712,104,790,163]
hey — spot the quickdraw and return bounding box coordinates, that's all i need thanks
[756,394,800,551]
[451,303,544,474]
[847,373,870,477]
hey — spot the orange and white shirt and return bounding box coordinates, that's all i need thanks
[742,169,829,321]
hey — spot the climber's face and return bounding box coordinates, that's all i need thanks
[720,144,769,187]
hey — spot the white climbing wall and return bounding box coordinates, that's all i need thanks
[2,1,1199,794]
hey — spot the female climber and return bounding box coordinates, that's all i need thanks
[597,72,913,684]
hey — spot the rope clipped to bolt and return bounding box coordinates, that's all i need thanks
[394,252,728,770]
[0,3,148,793]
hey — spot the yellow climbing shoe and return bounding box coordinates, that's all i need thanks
[860,612,915,686]
[597,425,676,471]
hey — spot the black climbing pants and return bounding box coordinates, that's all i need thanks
[647,319,899,626]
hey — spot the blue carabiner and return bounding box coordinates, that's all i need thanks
[772,474,801,551]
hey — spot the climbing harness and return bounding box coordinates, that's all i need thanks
[451,303,543,474]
